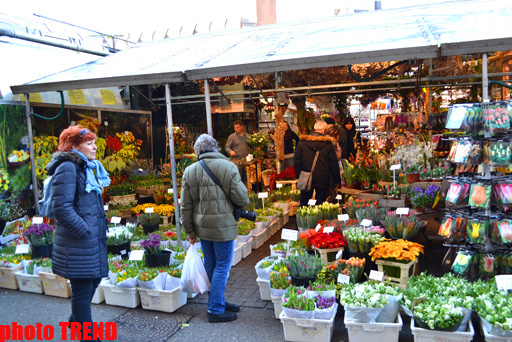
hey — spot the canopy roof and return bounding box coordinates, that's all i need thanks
[11,0,512,95]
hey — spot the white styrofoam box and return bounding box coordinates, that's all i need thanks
[279,310,335,342]
[272,295,283,319]
[480,316,512,341]
[187,292,198,299]
[137,287,187,313]
[283,211,290,225]
[15,271,43,294]
[410,316,474,342]
[232,244,243,266]
[91,278,110,304]
[345,314,403,342]
[252,229,265,250]
[264,225,272,242]
[101,283,140,308]
[242,239,253,258]
[256,277,271,301]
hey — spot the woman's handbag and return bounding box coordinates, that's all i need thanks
[296,151,319,191]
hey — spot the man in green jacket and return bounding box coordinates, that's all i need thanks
[181,134,249,323]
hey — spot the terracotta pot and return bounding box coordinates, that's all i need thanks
[406,173,420,183]
[414,206,425,213]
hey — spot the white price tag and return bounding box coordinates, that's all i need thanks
[138,168,143,172]
[396,208,409,215]
[168,188,174,194]
[390,164,401,171]
[308,199,317,206]
[338,214,349,221]
[337,273,350,284]
[125,131,129,135]
[276,183,283,188]
[104,121,108,126]
[335,249,343,260]
[32,217,43,224]
[258,192,268,199]
[496,275,512,291]
[70,121,76,126]
[144,207,154,213]
[120,249,126,255]
[315,224,322,232]
[323,226,334,233]
[129,250,144,261]
[15,244,30,254]
[369,270,384,282]
[335,194,342,200]
[281,229,298,241]
[110,216,122,224]
[361,219,372,227]
[104,205,109,211]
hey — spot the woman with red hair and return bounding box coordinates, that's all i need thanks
[45,125,110,339]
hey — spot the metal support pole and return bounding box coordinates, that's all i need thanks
[24,94,40,212]
[482,53,489,102]
[165,84,182,245]
[428,58,433,115]
[204,79,213,135]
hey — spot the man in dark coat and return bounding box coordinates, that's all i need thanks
[294,120,341,206]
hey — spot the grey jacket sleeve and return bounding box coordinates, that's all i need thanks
[225,134,235,155]
[180,168,196,240]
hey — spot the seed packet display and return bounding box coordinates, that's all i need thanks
[438,214,456,238]
[497,219,512,243]
[460,181,472,204]
[451,249,472,275]
[462,103,483,131]
[490,141,511,165]
[479,253,498,278]
[454,214,468,241]
[468,252,479,278]
[466,217,488,244]
[466,141,483,165]
[469,183,491,208]
[447,141,458,162]
[490,217,502,244]
[483,102,510,133]
[498,182,512,206]
[499,251,512,274]
[446,105,467,129]
[453,140,472,163]
[445,182,463,204]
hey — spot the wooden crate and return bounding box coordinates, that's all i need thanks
[378,198,406,208]
[314,247,344,264]
[161,214,174,226]
[39,272,72,298]
[375,259,417,290]
[354,190,385,201]
[0,265,23,290]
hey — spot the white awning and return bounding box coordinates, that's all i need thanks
[11,0,512,94]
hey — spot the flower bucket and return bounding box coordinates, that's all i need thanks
[143,224,159,235]
[145,253,171,268]
[31,243,53,259]
[107,242,131,260]
[290,275,317,287]
[407,173,420,183]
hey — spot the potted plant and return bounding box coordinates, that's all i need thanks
[261,169,274,187]
[141,234,170,267]
[408,185,439,212]
[138,212,161,235]
[283,254,323,287]
[24,223,55,259]
[419,168,432,182]
[404,164,420,183]
[107,183,136,201]
[106,223,136,259]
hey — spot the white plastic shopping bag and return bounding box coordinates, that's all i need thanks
[180,244,210,294]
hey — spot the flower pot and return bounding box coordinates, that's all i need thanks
[420,179,431,182]
[414,206,425,213]
[407,173,420,183]
[142,223,159,235]
[31,243,53,259]
[262,174,271,187]
[107,242,131,260]
[145,253,171,267]
[290,275,317,287]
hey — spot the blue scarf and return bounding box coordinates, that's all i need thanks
[72,149,111,194]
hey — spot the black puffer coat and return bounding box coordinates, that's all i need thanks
[46,152,108,279]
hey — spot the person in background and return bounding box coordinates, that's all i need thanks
[181,134,249,323]
[325,124,343,202]
[341,116,361,161]
[294,120,341,206]
[225,120,249,184]
[46,125,110,340]
[281,121,300,171]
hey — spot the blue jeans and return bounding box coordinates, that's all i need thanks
[200,239,234,314]
[69,278,101,340]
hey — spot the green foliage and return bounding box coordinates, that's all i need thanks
[0,105,27,169]
[107,183,135,196]
[9,164,31,194]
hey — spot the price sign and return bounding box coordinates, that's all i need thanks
[104,121,108,126]
[276,183,283,188]
[315,224,322,232]
[323,226,334,233]
[338,214,349,221]
[15,244,30,254]
[258,192,268,199]
[129,250,144,261]
[145,207,154,213]
[396,208,410,215]
[308,199,317,206]
[281,229,298,241]
[104,205,109,211]
[168,188,174,194]
[369,270,384,282]
[110,216,121,224]
[496,275,512,291]
[390,164,401,171]
[138,168,143,172]
[335,249,343,260]
[335,194,342,200]
[32,217,43,224]
[125,131,129,135]
[120,249,126,255]
[337,273,350,284]
[70,121,76,126]
[360,219,372,227]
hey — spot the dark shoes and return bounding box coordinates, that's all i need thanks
[207,311,237,323]
[225,301,240,312]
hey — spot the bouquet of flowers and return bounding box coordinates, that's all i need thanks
[381,212,426,239]
[309,232,346,250]
[106,224,135,246]
[369,239,424,278]
[270,271,290,291]
[282,287,316,319]
[247,131,270,159]
[137,268,166,290]
[343,198,377,219]
[284,255,324,278]
[355,206,388,227]
[342,227,385,253]
[24,223,55,246]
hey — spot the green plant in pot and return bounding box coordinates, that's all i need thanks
[284,254,324,287]
[106,224,135,259]
[107,183,135,197]
[138,212,161,235]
